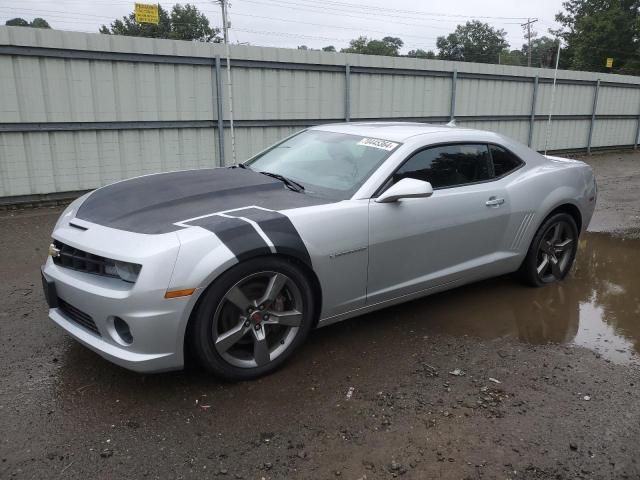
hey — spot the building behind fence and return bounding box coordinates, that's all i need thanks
[1,26,640,202]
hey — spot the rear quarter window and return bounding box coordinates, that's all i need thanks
[490,144,524,177]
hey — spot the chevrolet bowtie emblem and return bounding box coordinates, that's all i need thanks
[48,243,61,258]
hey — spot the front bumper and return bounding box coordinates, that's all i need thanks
[43,259,191,372]
[42,214,195,373]
[43,256,195,372]
[42,197,241,373]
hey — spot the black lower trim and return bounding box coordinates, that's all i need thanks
[41,268,58,309]
[57,298,101,336]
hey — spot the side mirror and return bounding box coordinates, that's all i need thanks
[375,178,434,203]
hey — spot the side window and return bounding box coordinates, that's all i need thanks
[392,144,492,189]
[490,144,524,177]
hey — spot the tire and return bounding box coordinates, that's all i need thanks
[191,256,315,381]
[518,212,579,287]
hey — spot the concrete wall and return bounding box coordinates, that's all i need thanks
[1,26,640,200]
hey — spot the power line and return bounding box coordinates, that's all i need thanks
[217,11,444,41]
[50,0,532,22]
[238,0,529,26]
[242,0,530,21]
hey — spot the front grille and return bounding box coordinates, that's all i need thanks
[52,240,117,279]
[58,298,101,336]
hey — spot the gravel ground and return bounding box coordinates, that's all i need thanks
[1,150,639,479]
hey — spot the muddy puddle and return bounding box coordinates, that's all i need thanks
[354,232,640,364]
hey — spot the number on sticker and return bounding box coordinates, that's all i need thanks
[357,138,399,151]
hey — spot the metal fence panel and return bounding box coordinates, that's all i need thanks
[535,83,596,116]
[228,68,345,120]
[596,86,640,116]
[2,26,640,200]
[0,128,216,197]
[456,79,534,116]
[592,119,637,147]
[351,73,451,118]
[531,119,592,151]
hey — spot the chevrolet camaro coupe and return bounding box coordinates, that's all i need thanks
[42,122,597,380]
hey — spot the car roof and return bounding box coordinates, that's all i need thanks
[310,121,504,144]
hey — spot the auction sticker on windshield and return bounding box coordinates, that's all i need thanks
[357,137,399,151]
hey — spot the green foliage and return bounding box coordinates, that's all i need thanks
[30,18,51,29]
[99,3,221,42]
[5,17,51,28]
[524,36,560,68]
[407,49,436,59]
[322,45,337,52]
[341,36,404,56]
[436,20,509,63]
[170,4,219,42]
[6,18,29,27]
[499,49,526,66]
[555,0,640,74]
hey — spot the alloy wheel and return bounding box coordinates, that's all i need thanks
[536,220,576,283]
[212,271,304,368]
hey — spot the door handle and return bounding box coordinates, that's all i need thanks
[486,197,505,207]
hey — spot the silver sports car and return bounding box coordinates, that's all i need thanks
[42,122,597,380]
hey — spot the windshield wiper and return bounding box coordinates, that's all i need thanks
[259,171,305,192]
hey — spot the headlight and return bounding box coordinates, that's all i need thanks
[105,260,142,283]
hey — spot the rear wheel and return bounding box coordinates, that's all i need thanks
[192,257,315,380]
[519,213,578,287]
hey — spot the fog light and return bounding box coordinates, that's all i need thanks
[113,317,133,345]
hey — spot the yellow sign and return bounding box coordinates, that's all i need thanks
[606,57,614,68]
[135,3,159,24]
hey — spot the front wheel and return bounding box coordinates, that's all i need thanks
[192,257,315,381]
[519,212,579,287]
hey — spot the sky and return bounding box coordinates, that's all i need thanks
[0,0,567,53]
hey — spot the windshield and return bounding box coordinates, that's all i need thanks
[245,130,400,200]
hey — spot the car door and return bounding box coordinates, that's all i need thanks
[366,143,513,305]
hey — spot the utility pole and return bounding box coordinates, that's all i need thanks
[521,18,538,67]
[217,0,236,164]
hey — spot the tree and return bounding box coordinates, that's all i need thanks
[436,21,509,63]
[322,45,336,52]
[170,4,219,42]
[5,18,29,27]
[407,49,436,59]
[341,36,404,56]
[523,36,560,68]
[499,49,526,66]
[555,0,639,75]
[30,18,51,29]
[5,17,51,28]
[99,4,172,39]
[99,3,221,42]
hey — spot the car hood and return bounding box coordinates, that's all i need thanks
[75,167,327,234]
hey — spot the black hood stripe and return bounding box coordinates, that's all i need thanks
[74,168,320,267]
[190,213,272,263]
[233,208,312,267]
[181,206,312,268]
[75,168,331,234]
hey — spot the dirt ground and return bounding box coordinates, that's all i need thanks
[1,150,640,480]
